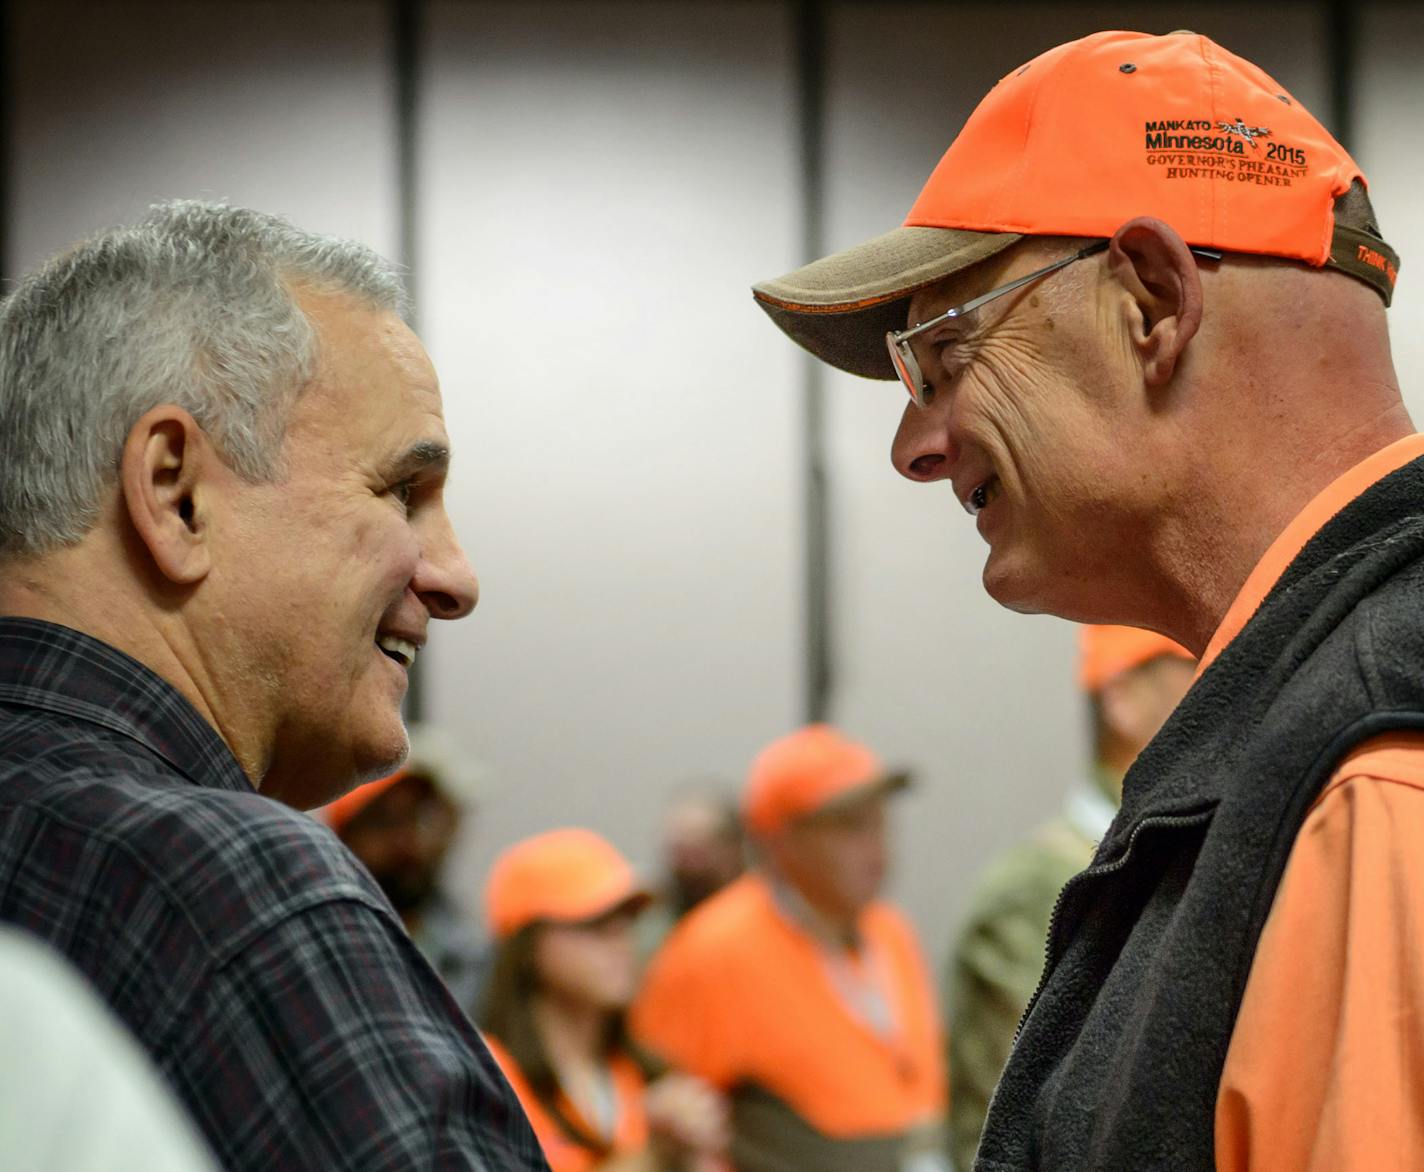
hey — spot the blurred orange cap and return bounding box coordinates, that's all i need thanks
[319,725,483,833]
[484,828,650,940]
[743,724,909,837]
[321,772,405,833]
[1078,624,1194,693]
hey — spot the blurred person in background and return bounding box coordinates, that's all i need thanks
[638,782,744,962]
[324,723,491,1016]
[752,27,1423,1170]
[480,828,728,1172]
[634,725,948,1172]
[945,626,1194,1170]
[0,201,545,1170]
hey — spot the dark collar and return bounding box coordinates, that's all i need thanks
[0,617,253,794]
[1113,453,1424,840]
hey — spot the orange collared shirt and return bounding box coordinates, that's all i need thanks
[631,872,946,1140]
[1209,433,1424,1171]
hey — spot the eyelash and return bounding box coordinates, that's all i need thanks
[389,479,416,508]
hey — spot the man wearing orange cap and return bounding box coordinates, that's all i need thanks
[323,725,490,1017]
[945,627,1193,1170]
[753,28,1422,1172]
[633,725,948,1172]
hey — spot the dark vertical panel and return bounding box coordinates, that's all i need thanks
[795,0,833,724]
[394,0,427,721]
[1325,0,1356,152]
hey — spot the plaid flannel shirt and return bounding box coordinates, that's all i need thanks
[0,617,549,1171]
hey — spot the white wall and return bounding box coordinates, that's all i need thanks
[417,1,804,909]
[1358,4,1424,416]
[7,0,397,271]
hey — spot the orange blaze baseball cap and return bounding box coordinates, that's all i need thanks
[743,724,910,837]
[320,725,483,833]
[1078,624,1194,693]
[484,828,652,940]
[753,29,1400,380]
[322,772,406,834]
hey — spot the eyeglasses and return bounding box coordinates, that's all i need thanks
[885,241,1108,408]
[885,239,1223,407]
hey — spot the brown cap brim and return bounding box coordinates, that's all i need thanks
[805,769,913,823]
[751,226,1021,380]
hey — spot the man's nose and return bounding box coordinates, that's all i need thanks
[891,396,956,483]
[414,513,479,621]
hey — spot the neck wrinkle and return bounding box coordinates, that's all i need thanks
[0,548,267,788]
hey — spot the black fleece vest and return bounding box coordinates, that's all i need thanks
[975,456,1424,1171]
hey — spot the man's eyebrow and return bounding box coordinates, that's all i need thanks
[386,440,451,480]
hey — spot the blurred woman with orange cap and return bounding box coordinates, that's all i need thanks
[479,828,727,1172]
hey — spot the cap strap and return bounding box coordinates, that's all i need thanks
[1328,224,1400,307]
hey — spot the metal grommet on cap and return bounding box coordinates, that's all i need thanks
[1119,63,1137,74]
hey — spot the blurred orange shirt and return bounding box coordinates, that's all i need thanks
[631,872,945,1140]
[1210,434,1424,1171]
[483,1035,649,1172]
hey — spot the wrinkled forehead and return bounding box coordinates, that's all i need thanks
[289,293,447,446]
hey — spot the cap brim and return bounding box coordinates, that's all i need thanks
[752,226,1022,380]
[572,886,655,926]
[811,769,914,820]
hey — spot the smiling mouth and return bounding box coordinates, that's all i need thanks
[375,635,418,669]
[965,477,1001,516]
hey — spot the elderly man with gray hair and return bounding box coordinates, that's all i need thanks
[0,202,548,1170]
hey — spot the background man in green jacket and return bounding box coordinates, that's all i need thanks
[945,626,1193,1170]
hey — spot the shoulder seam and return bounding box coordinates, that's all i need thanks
[2,794,388,965]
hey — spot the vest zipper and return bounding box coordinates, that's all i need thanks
[1011,808,1215,1047]
[976,809,1216,1160]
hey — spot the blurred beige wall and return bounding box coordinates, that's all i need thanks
[8,0,1422,972]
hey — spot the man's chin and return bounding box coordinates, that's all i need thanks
[982,549,1049,615]
[353,726,411,784]
[264,716,410,811]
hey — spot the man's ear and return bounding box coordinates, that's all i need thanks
[119,406,215,586]
[1107,217,1204,388]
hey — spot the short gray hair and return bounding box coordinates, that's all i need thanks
[0,199,409,558]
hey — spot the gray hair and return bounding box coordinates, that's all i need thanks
[0,199,409,557]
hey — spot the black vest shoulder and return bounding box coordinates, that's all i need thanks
[976,456,1424,1171]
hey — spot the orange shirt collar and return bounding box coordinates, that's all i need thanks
[1198,434,1424,676]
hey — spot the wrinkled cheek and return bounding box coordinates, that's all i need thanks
[356,516,423,595]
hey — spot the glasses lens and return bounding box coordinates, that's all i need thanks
[885,333,924,407]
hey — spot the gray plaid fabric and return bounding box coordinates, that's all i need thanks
[0,617,549,1172]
